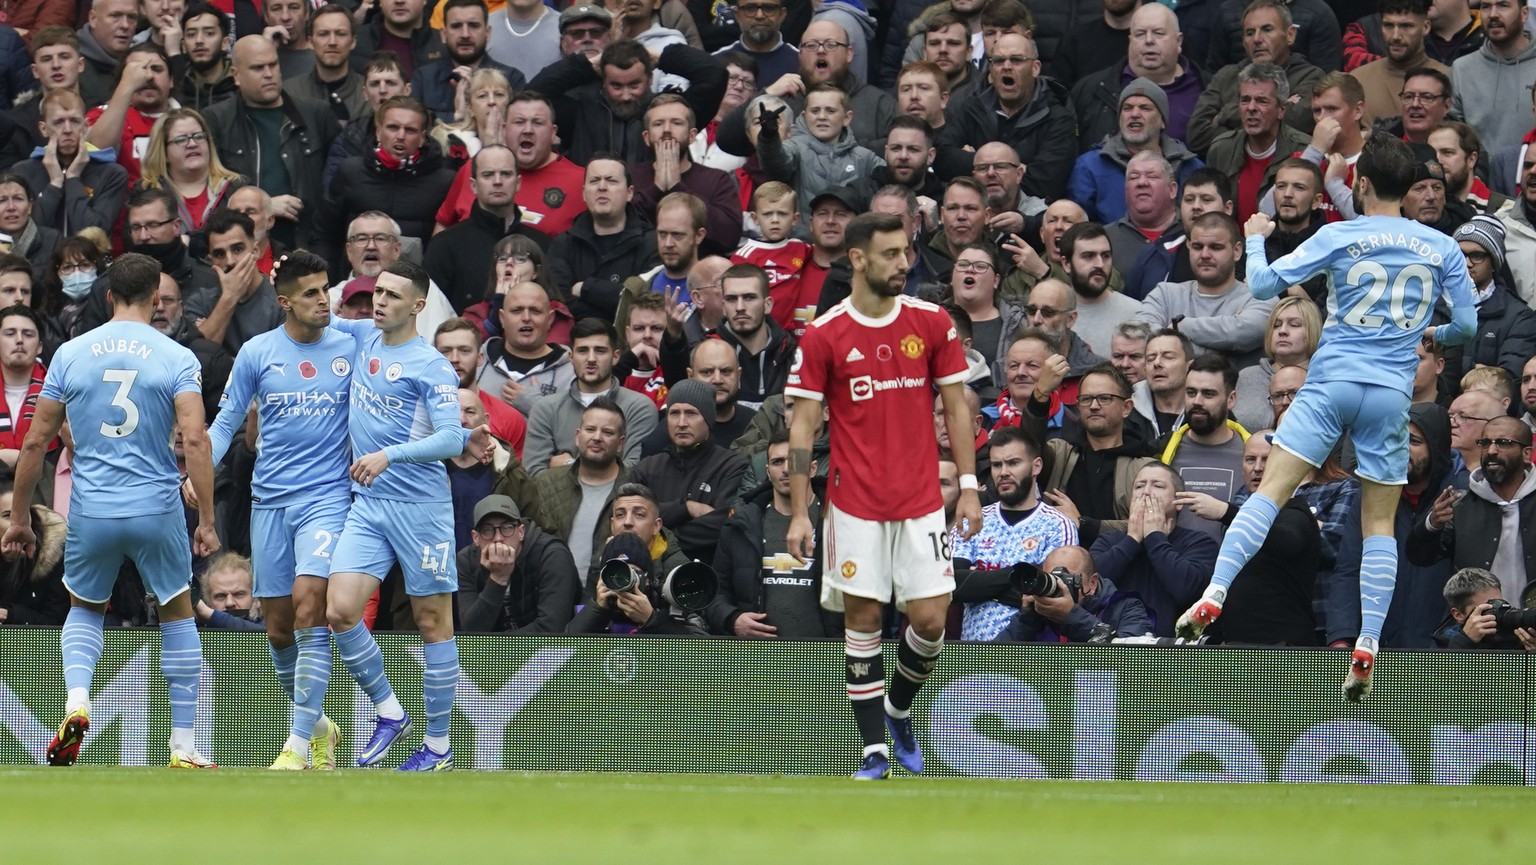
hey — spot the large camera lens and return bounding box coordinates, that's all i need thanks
[1489,599,1536,633]
[599,559,642,593]
[1010,562,1060,597]
[663,561,718,612]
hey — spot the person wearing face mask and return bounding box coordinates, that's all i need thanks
[36,237,105,362]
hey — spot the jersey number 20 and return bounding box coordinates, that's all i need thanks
[1341,261,1433,330]
[100,369,140,438]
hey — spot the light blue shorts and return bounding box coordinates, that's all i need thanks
[250,494,351,598]
[1273,380,1410,485]
[330,496,457,596]
[64,511,192,605]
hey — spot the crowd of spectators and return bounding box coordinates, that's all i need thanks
[1,0,1535,652]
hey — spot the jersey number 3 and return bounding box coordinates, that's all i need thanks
[1341,261,1433,330]
[100,369,140,438]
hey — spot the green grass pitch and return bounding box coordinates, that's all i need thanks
[4,768,1531,864]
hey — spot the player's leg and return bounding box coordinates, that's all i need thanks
[392,499,460,772]
[138,514,215,768]
[824,503,895,779]
[1342,387,1413,702]
[284,499,348,768]
[329,500,410,766]
[251,507,310,768]
[1178,389,1342,638]
[50,517,131,766]
[883,508,956,775]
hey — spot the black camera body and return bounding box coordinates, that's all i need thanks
[1484,599,1536,633]
[1011,563,1082,602]
[597,558,719,613]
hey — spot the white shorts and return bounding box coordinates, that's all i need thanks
[821,503,955,612]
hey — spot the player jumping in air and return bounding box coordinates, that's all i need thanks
[198,250,351,770]
[786,212,983,779]
[6,254,222,767]
[1176,133,1477,701]
[327,260,491,771]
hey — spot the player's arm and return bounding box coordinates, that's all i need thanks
[207,349,258,466]
[1,397,64,555]
[784,390,821,563]
[1431,254,1479,349]
[938,378,983,539]
[381,364,472,464]
[1241,219,1326,300]
[175,390,221,557]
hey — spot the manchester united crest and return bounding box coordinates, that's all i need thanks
[543,187,566,209]
[841,560,857,579]
[900,334,925,359]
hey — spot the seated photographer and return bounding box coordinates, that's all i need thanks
[1433,567,1536,651]
[565,488,706,636]
[1408,416,1536,605]
[708,431,841,639]
[950,427,1078,642]
[455,495,581,634]
[993,546,1152,644]
[1088,462,1217,636]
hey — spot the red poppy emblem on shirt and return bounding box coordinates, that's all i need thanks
[369,357,381,376]
[299,361,317,379]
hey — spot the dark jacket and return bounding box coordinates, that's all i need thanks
[75,241,222,338]
[1071,59,1205,153]
[0,24,36,109]
[202,91,342,247]
[1383,403,1456,649]
[707,481,840,637]
[1186,53,1323,155]
[0,504,67,626]
[1040,429,1158,546]
[283,67,371,125]
[173,60,239,114]
[659,314,797,408]
[74,25,121,108]
[994,574,1153,642]
[1208,0,1342,73]
[939,76,1079,201]
[1204,123,1313,197]
[454,525,581,633]
[409,56,526,124]
[528,44,728,167]
[548,207,661,321]
[1089,525,1218,636]
[424,202,552,311]
[1439,281,1536,393]
[1208,496,1322,646]
[630,159,743,255]
[349,19,444,76]
[565,527,708,635]
[10,147,128,235]
[1407,464,1536,595]
[532,463,632,579]
[325,114,374,189]
[845,165,945,212]
[318,140,456,271]
[631,439,749,563]
[717,73,897,157]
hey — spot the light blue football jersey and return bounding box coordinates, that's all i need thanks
[210,325,355,508]
[44,322,202,518]
[1245,215,1477,396]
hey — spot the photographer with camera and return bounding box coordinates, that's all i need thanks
[1408,416,1536,606]
[1434,567,1536,650]
[565,484,711,635]
[993,546,1152,643]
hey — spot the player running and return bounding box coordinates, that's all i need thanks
[786,212,983,779]
[327,260,491,771]
[197,250,351,770]
[1176,133,1477,701]
[5,254,221,767]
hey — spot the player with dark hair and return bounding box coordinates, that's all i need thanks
[786,212,982,779]
[1177,132,1478,701]
[198,249,352,770]
[325,259,493,770]
[5,253,221,767]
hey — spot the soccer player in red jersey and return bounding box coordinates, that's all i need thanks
[785,212,984,779]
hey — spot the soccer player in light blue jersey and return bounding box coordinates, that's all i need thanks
[1176,133,1478,701]
[201,250,351,770]
[3,254,222,767]
[326,260,491,771]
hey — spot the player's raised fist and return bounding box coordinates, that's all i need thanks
[192,523,221,558]
[1,523,35,560]
[955,492,983,540]
[786,514,815,563]
[1244,213,1274,239]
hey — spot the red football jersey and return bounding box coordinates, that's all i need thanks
[733,238,814,335]
[86,104,158,188]
[786,296,967,522]
[436,155,587,236]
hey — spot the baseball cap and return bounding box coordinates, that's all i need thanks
[602,532,652,572]
[560,4,612,30]
[808,186,859,214]
[473,494,523,526]
[341,275,376,304]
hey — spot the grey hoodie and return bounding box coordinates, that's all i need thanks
[1466,465,1536,603]
[1452,39,1536,153]
[757,114,886,217]
[811,1,878,86]
[1135,279,1276,370]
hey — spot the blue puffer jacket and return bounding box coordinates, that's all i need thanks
[993,574,1154,642]
[0,25,37,110]
[1066,133,1204,224]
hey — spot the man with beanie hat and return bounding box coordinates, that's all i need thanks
[1442,214,1536,388]
[1067,76,1204,223]
[1402,155,1457,235]
[631,379,750,562]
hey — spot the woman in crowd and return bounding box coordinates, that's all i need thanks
[1234,296,1321,429]
[465,234,570,344]
[432,68,513,166]
[35,235,107,361]
[136,108,248,236]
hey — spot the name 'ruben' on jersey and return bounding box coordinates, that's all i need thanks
[786,296,967,522]
[346,324,463,503]
[1244,215,1477,395]
[209,326,355,508]
[44,322,202,518]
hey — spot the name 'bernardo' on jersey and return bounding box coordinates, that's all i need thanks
[1343,231,1445,264]
[89,337,154,359]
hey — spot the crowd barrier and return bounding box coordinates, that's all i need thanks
[0,629,1529,783]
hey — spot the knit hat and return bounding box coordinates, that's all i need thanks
[667,378,717,426]
[601,532,653,574]
[1119,77,1169,123]
[1453,214,1507,274]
